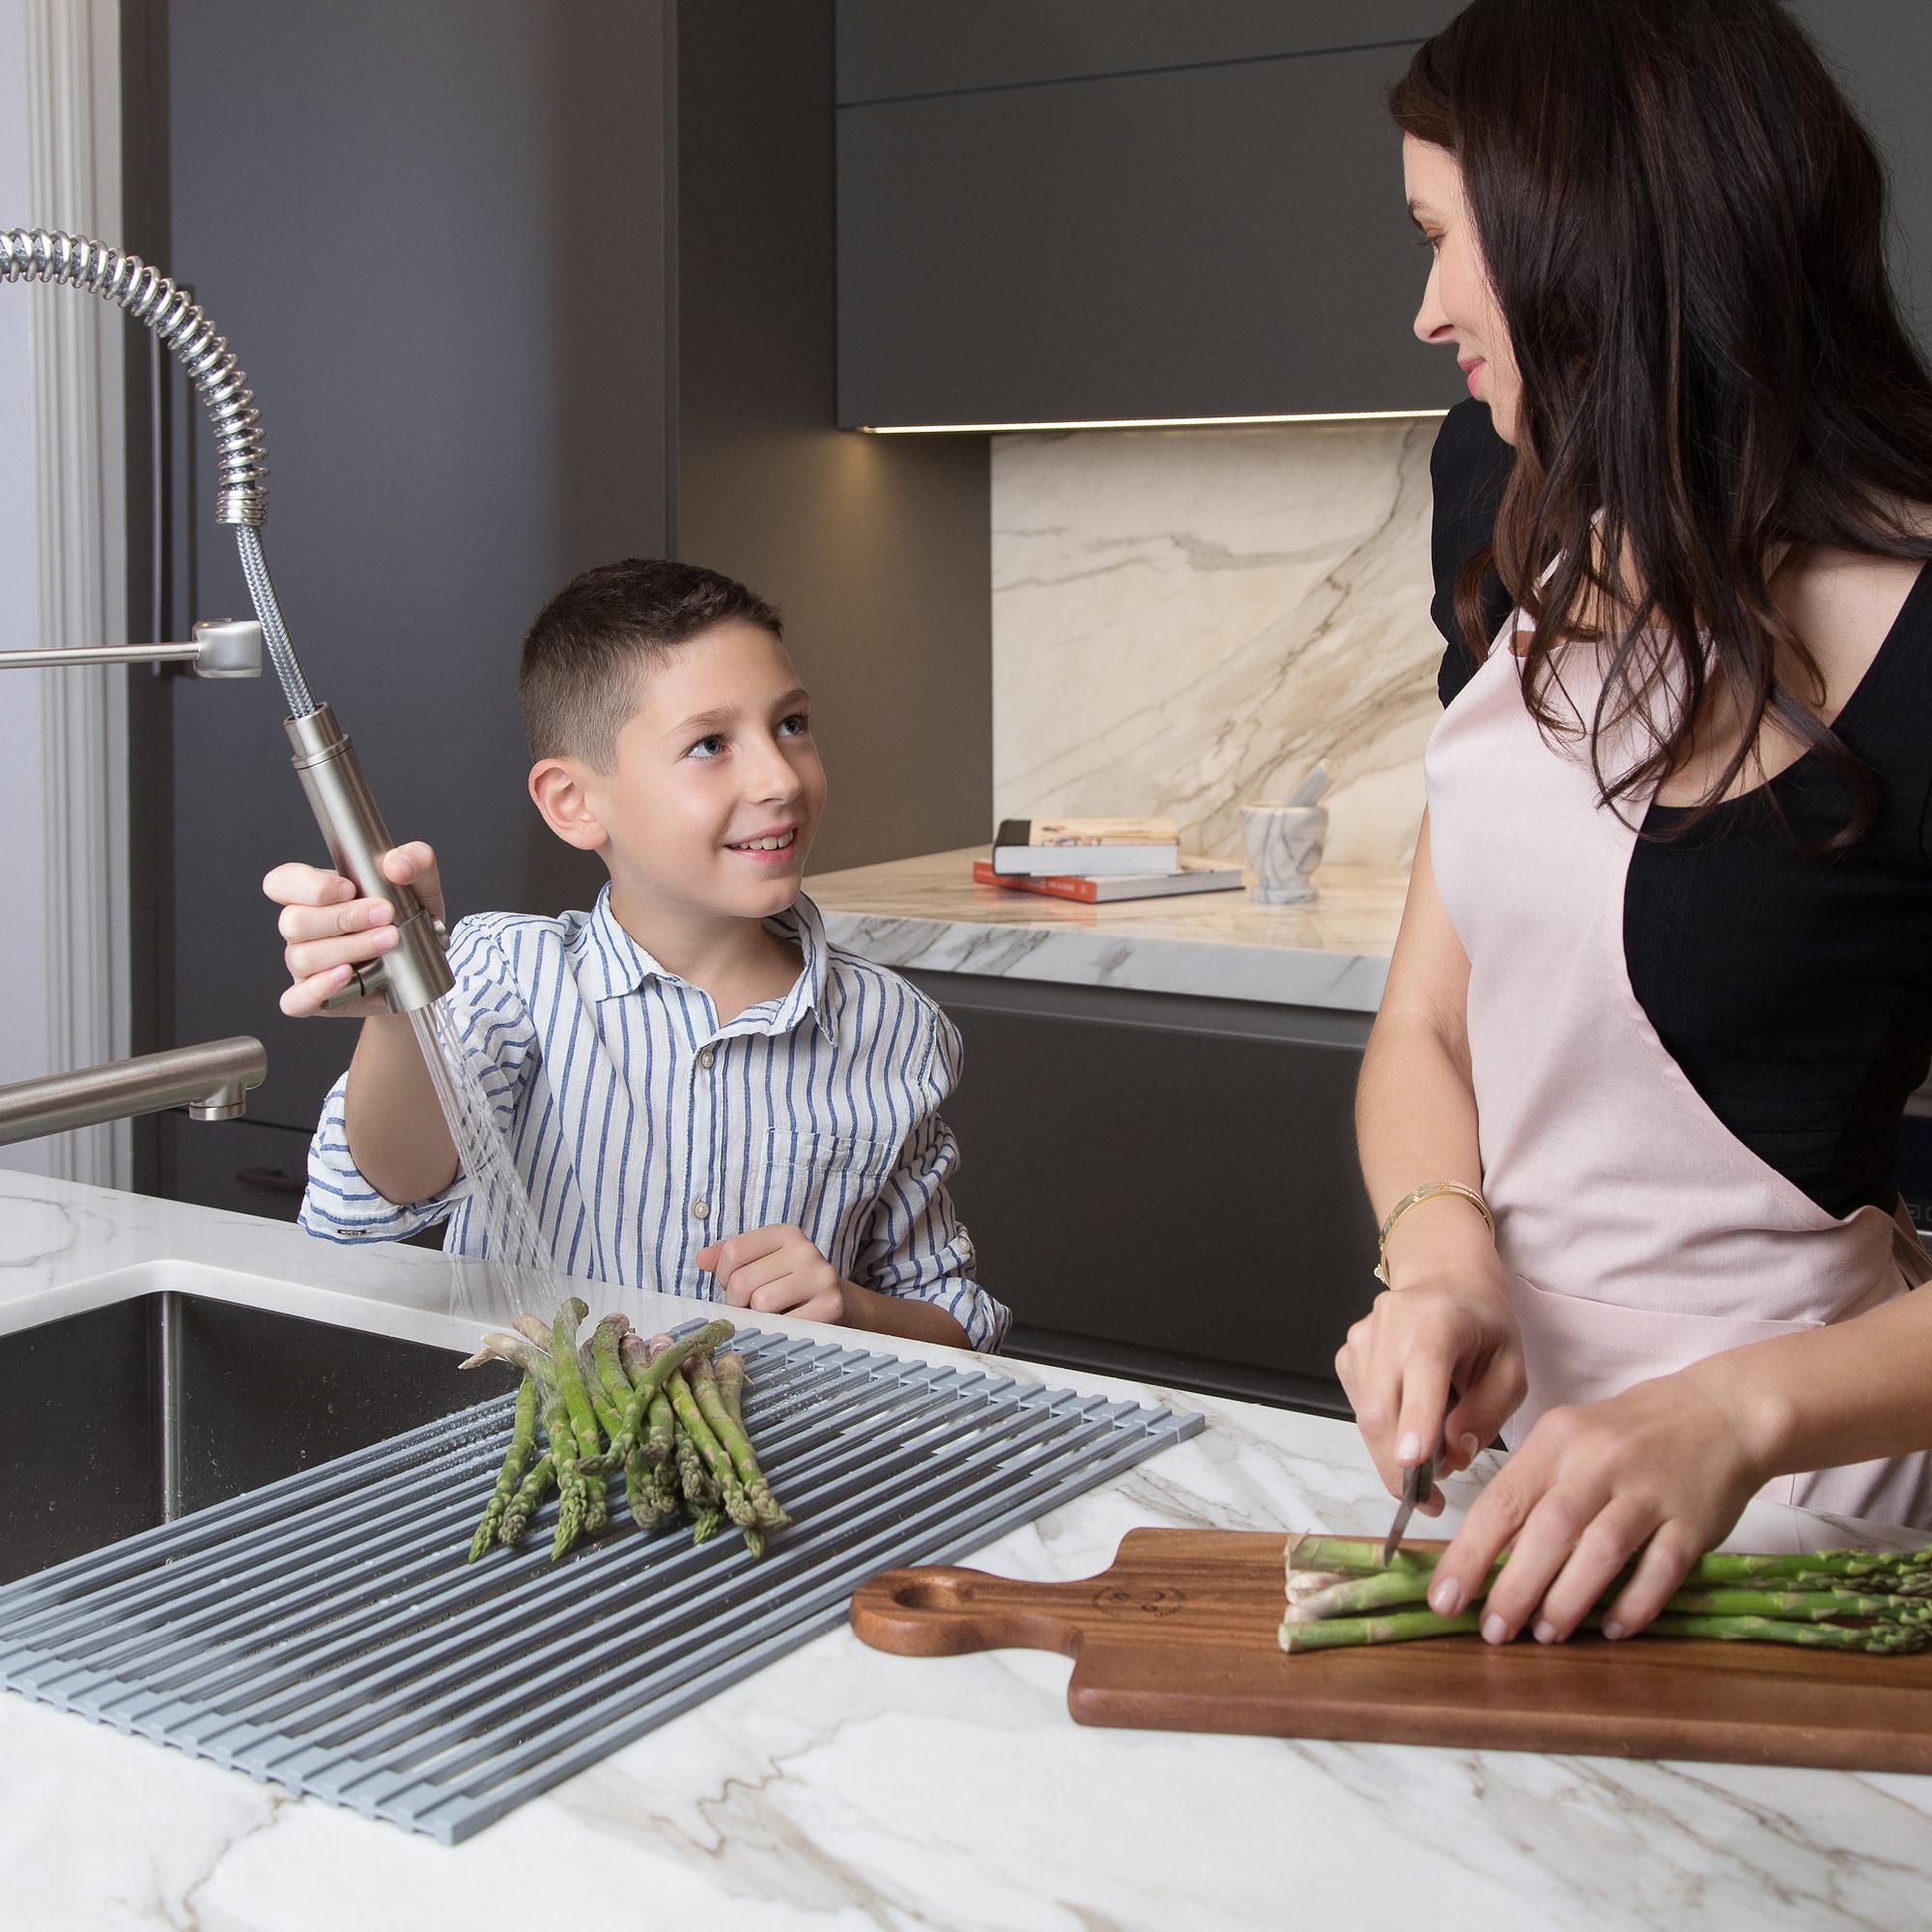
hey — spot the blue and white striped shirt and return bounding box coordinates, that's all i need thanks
[299,889,1009,1351]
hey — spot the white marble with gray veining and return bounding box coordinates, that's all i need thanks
[1,1167,1928,1932]
[809,847,1403,1010]
[993,420,1444,871]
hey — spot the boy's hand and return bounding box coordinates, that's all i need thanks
[696,1225,849,1325]
[263,841,446,1019]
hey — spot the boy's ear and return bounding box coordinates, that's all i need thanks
[528,757,611,852]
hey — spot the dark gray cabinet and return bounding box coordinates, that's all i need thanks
[836,1,1457,102]
[837,8,1467,428]
[908,972,1375,1412]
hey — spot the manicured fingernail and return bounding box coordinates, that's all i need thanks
[1533,1620,1556,1645]
[1460,1433,1481,1463]
[1603,1619,1626,1641]
[1482,1613,1509,1644]
[1397,1432,1421,1463]
[1430,1577,1463,1615]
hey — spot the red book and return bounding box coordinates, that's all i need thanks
[971,857,1242,904]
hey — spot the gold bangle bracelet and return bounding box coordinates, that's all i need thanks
[1374,1180,1493,1287]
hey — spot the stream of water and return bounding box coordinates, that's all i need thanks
[408,997,572,1330]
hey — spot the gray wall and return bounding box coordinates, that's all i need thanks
[1796,0,1932,355]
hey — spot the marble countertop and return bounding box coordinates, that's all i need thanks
[806,847,1407,1012]
[3,1168,1928,1931]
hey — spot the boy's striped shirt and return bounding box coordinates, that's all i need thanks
[300,889,1009,1351]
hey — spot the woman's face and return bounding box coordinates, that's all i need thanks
[1404,134,1521,444]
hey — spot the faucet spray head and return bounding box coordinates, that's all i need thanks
[285,704,453,1014]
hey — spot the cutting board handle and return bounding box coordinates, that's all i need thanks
[849,1565,1093,1658]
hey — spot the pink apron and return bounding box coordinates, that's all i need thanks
[1425,623,1932,1526]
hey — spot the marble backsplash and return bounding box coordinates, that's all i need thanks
[991,418,1447,867]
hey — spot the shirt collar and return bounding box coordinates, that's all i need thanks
[581,885,837,1044]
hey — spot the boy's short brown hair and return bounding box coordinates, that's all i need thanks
[519,557,783,771]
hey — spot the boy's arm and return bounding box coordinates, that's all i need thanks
[342,1011,459,1205]
[300,916,535,1241]
[848,1011,1011,1352]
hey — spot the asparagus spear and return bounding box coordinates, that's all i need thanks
[600,1319,737,1465]
[549,1298,608,1534]
[661,1356,757,1528]
[623,1447,676,1529]
[1285,1534,1932,1597]
[689,1504,725,1545]
[1277,1606,1932,1654]
[466,1373,538,1562]
[499,1451,554,1546]
[617,1333,675,1467]
[706,1350,790,1530]
[590,1315,635,1412]
[579,1339,626,1441]
[542,1380,590,1559]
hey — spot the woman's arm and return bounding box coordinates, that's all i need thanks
[1425,1256,1932,1648]
[1341,812,1527,1503]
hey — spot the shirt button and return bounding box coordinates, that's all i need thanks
[692,1198,710,1221]
[696,1047,716,1070]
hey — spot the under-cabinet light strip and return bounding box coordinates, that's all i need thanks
[859,407,1451,434]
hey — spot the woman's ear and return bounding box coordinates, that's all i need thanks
[528,757,610,852]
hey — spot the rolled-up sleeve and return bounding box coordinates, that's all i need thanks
[852,1009,1010,1351]
[298,916,535,1246]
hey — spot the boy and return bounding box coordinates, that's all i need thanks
[266,558,1008,1352]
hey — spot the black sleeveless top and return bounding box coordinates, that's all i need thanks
[1430,400,1932,1217]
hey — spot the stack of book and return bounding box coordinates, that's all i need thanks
[975,816,1243,904]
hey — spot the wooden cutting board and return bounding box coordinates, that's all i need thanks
[848,1529,1932,1772]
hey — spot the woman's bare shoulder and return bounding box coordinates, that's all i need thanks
[1776,509,1932,710]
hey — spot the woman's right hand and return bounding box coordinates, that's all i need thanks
[1335,1268,1527,1512]
[263,841,446,1019]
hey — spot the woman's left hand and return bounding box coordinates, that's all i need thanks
[1421,1365,1776,1643]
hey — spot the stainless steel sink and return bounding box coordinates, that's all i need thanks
[0,1291,480,1585]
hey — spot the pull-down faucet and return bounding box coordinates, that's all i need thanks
[0,227,454,1149]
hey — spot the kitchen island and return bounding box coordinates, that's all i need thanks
[1,1169,1925,1932]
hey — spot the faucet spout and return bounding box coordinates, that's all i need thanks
[0,1037,268,1146]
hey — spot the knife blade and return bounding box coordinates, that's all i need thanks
[1380,1453,1435,1567]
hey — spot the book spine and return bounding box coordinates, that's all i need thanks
[972,860,1098,902]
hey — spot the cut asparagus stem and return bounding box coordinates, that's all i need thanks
[601,1319,736,1465]
[499,1451,554,1546]
[708,1350,790,1529]
[467,1373,538,1561]
[667,1361,757,1527]
[1279,1609,1485,1651]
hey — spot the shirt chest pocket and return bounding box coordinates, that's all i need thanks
[752,1130,897,1269]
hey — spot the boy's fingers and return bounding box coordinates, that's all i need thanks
[277,895,394,945]
[719,1252,794,1307]
[693,1241,723,1273]
[263,862,354,907]
[285,927,398,980]
[710,1225,792,1273]
[280,963,355,1017]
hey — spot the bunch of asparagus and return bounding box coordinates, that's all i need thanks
[460,1299,791,1563]
[1279,1535,1932,1655]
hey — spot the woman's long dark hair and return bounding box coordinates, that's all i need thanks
[1393,0,1932,843]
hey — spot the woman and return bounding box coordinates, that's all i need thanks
[1343,0,1932,1649]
